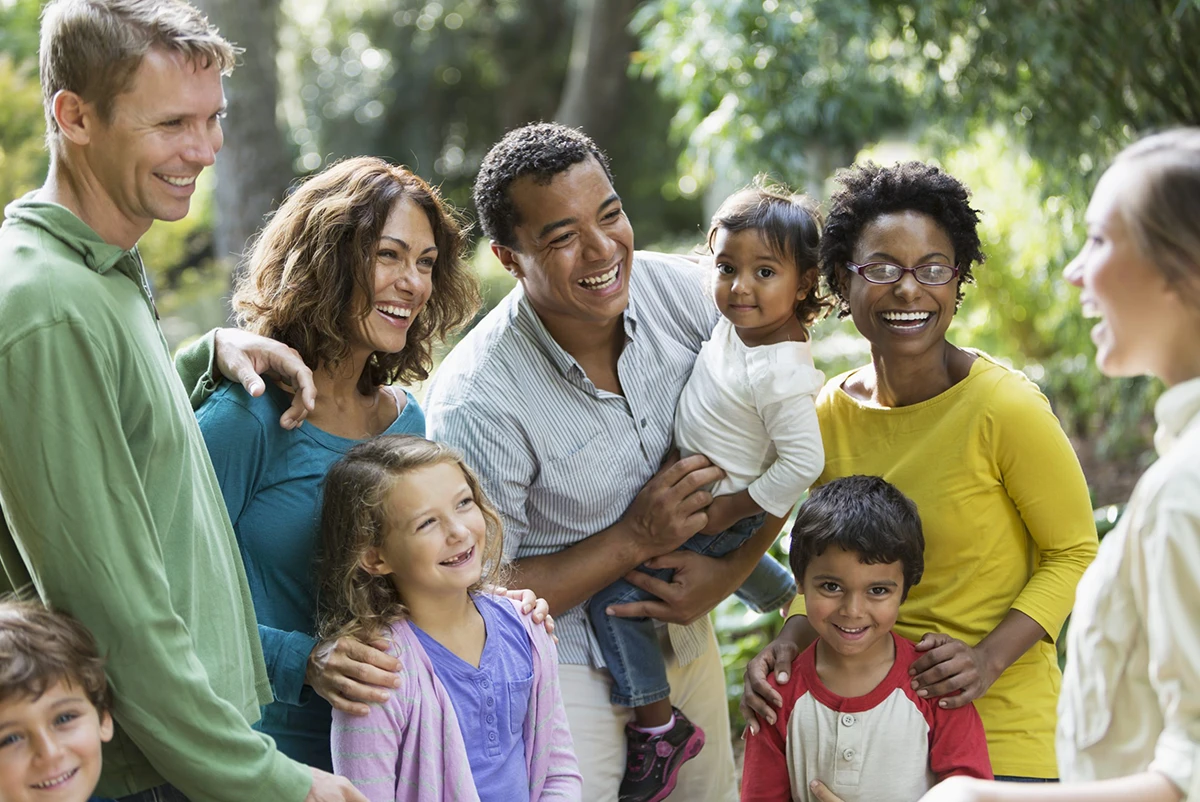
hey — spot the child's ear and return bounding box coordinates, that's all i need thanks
[795,269,819,301]
[358,546,394,577]
[99,709,114,743]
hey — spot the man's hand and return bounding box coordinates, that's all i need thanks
[306,636,402,716]
[213,328,315,429]
[605,550,738,625]
[494,586,556,643]
[910,633,999,709]
[620,453,724,563]
[740,614,816,734]
[306,768,369,802]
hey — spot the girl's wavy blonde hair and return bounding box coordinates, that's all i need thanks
[233,156,480,394]
[316,435,509,643]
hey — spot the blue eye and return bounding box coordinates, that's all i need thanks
[0,732,21,748]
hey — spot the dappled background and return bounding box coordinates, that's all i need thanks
[2,0,1198,737]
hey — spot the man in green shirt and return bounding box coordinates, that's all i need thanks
[0,2,359,801]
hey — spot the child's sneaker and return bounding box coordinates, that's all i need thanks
[618,707,706,802]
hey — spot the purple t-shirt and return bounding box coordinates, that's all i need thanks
[411,594,533,802]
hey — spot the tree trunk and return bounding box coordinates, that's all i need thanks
[554,0,640,152]
[196,0,291,269]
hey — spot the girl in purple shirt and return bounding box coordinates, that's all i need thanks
[318,434,581,802]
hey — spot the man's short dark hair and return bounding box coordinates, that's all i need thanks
[472,122,613,251]
[788,475,925,599]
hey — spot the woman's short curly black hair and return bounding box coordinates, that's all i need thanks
[820,161,984,317]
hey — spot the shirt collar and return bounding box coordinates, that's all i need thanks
[1153,376,1200,457]
[512,281,639,382]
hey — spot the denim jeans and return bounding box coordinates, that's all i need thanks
[588,512,795,707]
[92,784,191,802]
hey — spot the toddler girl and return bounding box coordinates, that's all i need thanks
[588,182,826,802]
[320,434,581,802]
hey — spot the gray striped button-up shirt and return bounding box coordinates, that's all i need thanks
[425,251,720,668]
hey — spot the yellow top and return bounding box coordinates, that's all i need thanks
[788,353,1097,778]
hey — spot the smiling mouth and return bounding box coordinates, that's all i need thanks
[31,767,78,789]
[578,263,620,291]
[440,546,474,567]
[880,310,933,329]
[156,173,197,187]
[832,623,869,636]
[376,302,413,322]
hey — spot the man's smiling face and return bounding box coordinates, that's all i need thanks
[492,156,635,333]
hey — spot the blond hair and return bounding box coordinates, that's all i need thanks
[233,157,480,393]
[0,598,110,713]
[316,435,509,644]
[1112,128,1200,307]
[39,0,238,156]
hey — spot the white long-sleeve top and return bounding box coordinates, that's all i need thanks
[673,317,825,518]
[1057,375,1200,797]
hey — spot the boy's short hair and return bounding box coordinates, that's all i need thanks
[0,599,110,713]
[788,475,925,598]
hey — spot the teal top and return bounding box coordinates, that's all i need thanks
[0,195,311,801]
[196,378,425,769]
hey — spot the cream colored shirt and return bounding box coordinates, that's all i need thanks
[673,317,825,518]
[1058,376,1200,797]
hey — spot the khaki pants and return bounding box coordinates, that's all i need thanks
[558,625,737,802]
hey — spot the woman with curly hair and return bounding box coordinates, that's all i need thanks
[739,161,1098,791]
[191,156,482,771]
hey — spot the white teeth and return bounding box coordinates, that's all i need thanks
[578,264,619,289]
[440,547,473,566]
[158,174,196,187]
[1080,302,1102,319]
[32,769,75,788]
[376,303,412,318]
[881,311,932,322]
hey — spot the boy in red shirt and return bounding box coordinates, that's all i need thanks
[741,476,992,801]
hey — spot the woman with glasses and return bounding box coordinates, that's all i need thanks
[739,161,1098,786]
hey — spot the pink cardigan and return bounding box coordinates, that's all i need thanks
[331,597,581,801]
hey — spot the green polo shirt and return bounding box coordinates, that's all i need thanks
[0,195,311,802]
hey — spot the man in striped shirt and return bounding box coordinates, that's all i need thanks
[424,123,785,801]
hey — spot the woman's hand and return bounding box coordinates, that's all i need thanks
[910,633,999,709]
[916,776,988,802]
[306,636,402,716]
[495,586,556,642]
[739,634,801,735]
[809,780,847,802]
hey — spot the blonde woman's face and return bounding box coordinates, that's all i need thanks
[1065,165,1188,382]
[364,462,486,602]
[351,197,436,358]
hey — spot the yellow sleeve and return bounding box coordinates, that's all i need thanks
[788,594,807,618]
[987,372,1098,642]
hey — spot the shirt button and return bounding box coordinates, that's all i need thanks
[841,713,855,727]
[486,697,494,706]
[486,714,495,724]
[489,732,497,741]
[842,748,856,761]
[480,679,490,688]
[640,418,647,427]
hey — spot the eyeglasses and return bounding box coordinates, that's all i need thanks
[846,262,959,286]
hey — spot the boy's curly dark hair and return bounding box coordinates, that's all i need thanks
[473,122,614,251]
[820,161,984,317]
[789,475,925,600]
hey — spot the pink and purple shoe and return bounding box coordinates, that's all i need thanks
[617,707,706,802]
